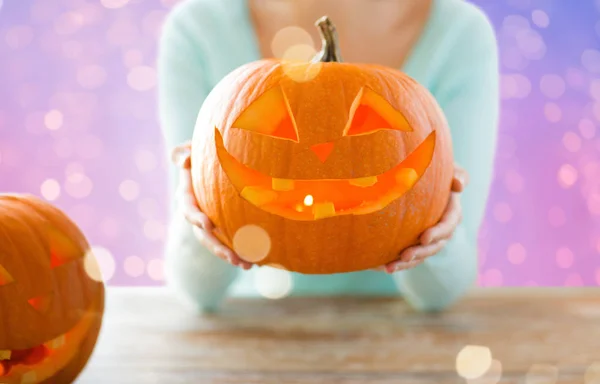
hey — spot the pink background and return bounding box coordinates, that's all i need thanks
[1,0,599,286]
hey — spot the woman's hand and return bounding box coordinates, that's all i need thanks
[172,142,253,270]
[377,165,469,274]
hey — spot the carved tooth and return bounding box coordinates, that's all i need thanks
[0,350,11,360]
[313,202,336,219]
[241,187,278,206]
[395,168,418,187]
[272,178,295,191]
[349,176,378,187]
[46,334,66,349]
[21,371,37,384]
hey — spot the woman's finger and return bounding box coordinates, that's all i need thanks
[192,226,253,270]
[420,194,462,245]
[452,165,469,192]
[387,258,424,273]
[172,142,192,169]
[177,167,215,231]
[388,239,449,272]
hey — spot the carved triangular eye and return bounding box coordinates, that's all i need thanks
[48,226,81,268]
[0,263,14,286]
[343,87,413,136]
[232,86,299,142]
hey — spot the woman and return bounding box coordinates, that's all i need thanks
[158,0,499,313]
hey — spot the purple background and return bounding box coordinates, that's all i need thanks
[0,0,599,286]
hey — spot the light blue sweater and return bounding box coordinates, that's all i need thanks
[158,0,499,312]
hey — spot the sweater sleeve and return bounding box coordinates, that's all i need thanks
[393,9,500,312]
[157,1,239,312]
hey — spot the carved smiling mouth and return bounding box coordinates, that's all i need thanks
[0,306,99,382]
[215,129,436,221]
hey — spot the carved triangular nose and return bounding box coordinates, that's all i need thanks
[28,294,52,313]
[310,142,335,163]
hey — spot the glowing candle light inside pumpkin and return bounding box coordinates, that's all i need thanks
[303,194,314,206]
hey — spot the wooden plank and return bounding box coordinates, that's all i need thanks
[76,288,600,384]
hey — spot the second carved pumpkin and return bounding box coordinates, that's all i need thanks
[191,17,454,274]
[0,194,104,384]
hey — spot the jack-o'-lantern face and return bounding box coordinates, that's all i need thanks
[0,195,104,383]
[190,16,454,274]
[215,84,436,221]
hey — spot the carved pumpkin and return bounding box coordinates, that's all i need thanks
[0,194,104,384]
[191,17,454,274]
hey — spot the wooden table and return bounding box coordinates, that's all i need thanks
[76,288,600,384]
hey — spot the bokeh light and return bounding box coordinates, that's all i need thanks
[467,359,503,384]
[282,44,317,62]
[565,273,583,286]
[544,102,562,122]
[540,74,565,99]
[516,29,546,60]
[455,345,493,380]
[40,179,61,201]
[233,225,272,263]
[64,171,93,198]
[531,10,549,28]
[481,269,504,287]
[582,49,600,74]
[44,110,63,131]
[119,179,140,201]
[556,247,574,269]
[146,258,164,281]
[557,164,578,188]
[507,243,526,265]
[254,267,293,300]
[588,193,600,215]
[282,60,322,82]
[123,255,145,278]
[84,246,116,283]
[271,26,314,58]
[579,119,597,139]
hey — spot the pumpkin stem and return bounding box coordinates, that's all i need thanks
[313,16,343,63]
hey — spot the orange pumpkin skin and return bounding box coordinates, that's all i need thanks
[191,20,454,274]
[0,194,104,384]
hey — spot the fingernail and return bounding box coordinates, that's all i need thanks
[216,247,231,260]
